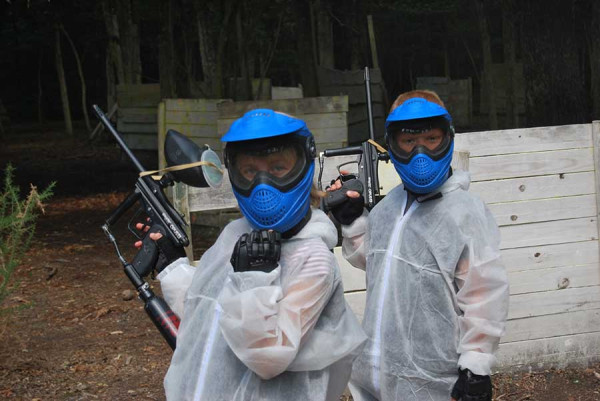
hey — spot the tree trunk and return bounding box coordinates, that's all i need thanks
[256,11,284,100]
[293,1,319,97]
[317,4,334,68]
[61,25,91,133]
[102,0,125,85]
[502,0,518,128]
[116,0,142,84]
[37,50,44,126]
[521,2,588,126]
[474,0,498,130]
[159,0,176,98]
[197,8,216,96]
[235,6,252,101]
[54,25,73,135]
[196,0,234,98]
[105,44,117,117]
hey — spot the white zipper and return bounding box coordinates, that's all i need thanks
[371,198,418,394]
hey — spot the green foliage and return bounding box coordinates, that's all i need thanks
[0,164,54,311]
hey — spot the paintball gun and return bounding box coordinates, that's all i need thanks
[319,66,389,211]
[93,105,223,350]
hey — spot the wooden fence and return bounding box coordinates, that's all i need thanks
[165,98,600,370]
[454,122,600,370]
[116,84,161,150]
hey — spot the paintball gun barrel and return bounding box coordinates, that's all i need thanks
[319,67,389,211]
[93,105,222,350]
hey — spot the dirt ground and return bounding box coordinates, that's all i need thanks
[1,124,600,400]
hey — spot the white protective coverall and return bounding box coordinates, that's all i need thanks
[342,170,509,401]
[157,208,367,401]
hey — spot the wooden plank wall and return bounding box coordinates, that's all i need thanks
[454,122,600,370]
[176,121,600,371]
[116,84,161,150]
[157,98,230,169]
[217,96,349,153]
[317,67,387,145]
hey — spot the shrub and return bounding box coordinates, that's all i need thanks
[0,164,54,310]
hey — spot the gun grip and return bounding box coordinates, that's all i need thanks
[132,225,164,277]
[322,179,364,212]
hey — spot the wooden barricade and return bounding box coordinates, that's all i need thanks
[116,84,161,150]
[455,122,600,370]
[167,120,600,371]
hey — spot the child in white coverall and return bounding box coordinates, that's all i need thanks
[327,90,509,401]
[137,109,366,401]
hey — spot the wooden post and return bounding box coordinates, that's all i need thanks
[172,182,194,261]
[157,101,166,170]
[367,15,379,69]
[453,150,470,172]
[592,121,600,253]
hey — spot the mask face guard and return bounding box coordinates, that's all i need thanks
[224,133,315,197]
[386,117,454,165]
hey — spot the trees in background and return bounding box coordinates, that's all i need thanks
[1,0,600,129]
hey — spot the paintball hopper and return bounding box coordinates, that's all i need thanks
[164,129,223,188]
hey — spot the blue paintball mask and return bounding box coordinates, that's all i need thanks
[222,109,316,233]
[385,98,455,194]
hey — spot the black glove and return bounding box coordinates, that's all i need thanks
[231,229,281,273]
[451,368,492,401]
[330,193,365,225]
[154,235,187,275]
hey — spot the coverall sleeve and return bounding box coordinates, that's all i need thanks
[156,257,196,318]
[455,208,510,376]
[341,210,370,270]
[217,241,335,380]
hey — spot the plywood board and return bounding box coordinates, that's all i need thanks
[165,98,226,112]
[508,263,600,295]
[116,84,161,107]
[508,286,600,320]
[501,241,599,273]
[455,124,592,157]
[469,148,594,182]
[165,110,219,125]
[499,217,597,250]
[502,309,600,343]
[218,96,348,118]
[497,331,600,371]
[470,172,596,204]
[334,247,366,292]
[489,194,596,226]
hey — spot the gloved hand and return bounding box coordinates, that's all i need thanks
[326,174,365,225]
[231,229,281,273]
[154,235,187,274]
[134,222,187,277]
[451,368,492,401]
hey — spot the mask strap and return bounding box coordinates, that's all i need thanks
[139,161,224,180]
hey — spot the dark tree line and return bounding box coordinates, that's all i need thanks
[1,0,599,131]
